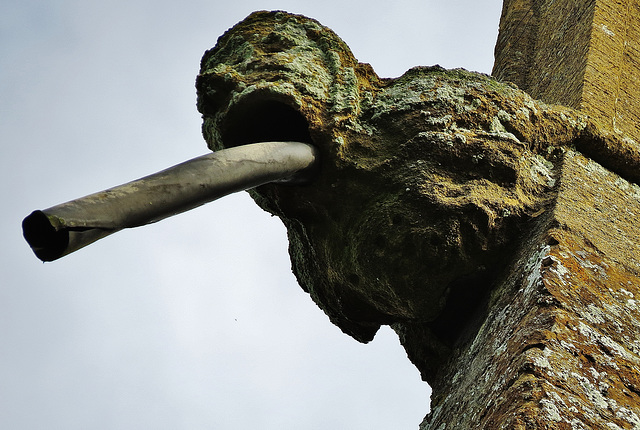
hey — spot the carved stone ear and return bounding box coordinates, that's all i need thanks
[196,11,372,152]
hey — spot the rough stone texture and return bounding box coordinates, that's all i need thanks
[197,11,640,428]
[422,151,640,429]
[494,0,640,144]
[585,0,640,141]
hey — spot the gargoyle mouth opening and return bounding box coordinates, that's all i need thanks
[221,100,313,148]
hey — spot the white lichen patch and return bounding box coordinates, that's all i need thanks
[613,175,640,200]
[620,288,635,298]
[615,407,640,428]
[490,116,507,133]
[521,244,551,296]
[435,84,466,106]
[518,106,531,121]
[559,111,588,130]
[585,304,606,325]
[570,418,588,430]
[528,154,556,187]
[601,24,615,37]
[569,250,609,279]
[488,116,520,141]
[598,335,640,364]
[524,98,538,116]
[573,372,610,410]
[576,321,640,367]
[548,256,570,281]
[371,69,492,122]
[533,352,552,369]
[425,114,453,127]
[540,398,563,421]
[560,339,578,354]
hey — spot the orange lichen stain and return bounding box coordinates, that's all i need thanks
[527,227,640,427]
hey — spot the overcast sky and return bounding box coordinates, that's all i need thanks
[1,1,502,429]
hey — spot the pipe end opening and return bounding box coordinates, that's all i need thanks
[22,211,69,262]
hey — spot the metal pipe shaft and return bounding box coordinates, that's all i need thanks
[23,141,318,262]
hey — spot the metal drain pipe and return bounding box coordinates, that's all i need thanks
[23,141,318,262]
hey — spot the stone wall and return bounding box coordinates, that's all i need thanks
[198,10,640,429]
[422,151,640,429]
[494,0,640,143]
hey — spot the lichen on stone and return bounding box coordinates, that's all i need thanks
[197,12,640,428]
[196,10,633,346]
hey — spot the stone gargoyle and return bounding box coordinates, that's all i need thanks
[23,10,640,387]
[195,11,640,381]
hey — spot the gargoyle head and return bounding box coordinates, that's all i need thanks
[196,11,586,351]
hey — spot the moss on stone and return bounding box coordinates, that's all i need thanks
[196,11,640,386]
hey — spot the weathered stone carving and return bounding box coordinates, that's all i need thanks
[196,11,640,385]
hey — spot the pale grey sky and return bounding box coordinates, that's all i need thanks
[1,1,502,428]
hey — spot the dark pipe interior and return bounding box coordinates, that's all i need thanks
[22,211,69,262]
[222,100,313,147]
